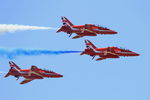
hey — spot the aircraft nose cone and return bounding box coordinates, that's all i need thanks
[59,74,63,77]
[56,74,63,78]
[131,52,140,56]
[112,30,117,34]
[134,52,140,56]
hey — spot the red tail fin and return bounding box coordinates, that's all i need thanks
[85,40,97,49]
[61,16,74,27]
[9,61,21,70]
[5,66,18,78]
[80,40,97,56]
[5,61,21,78]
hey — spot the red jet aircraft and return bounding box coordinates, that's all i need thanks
[80,40,139,61]
[5,61,63,84]
[56,17,117,39]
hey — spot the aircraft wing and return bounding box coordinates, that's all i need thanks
[72,35,84,39]
[72,25,85,28]
[20,78,34,84]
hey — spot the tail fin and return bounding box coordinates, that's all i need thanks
[61,16,74,27]
[9,61,21,70]
[80,40,97,56]
[5,62,20,78]
[85,40,97,50]
[4,67,15,78]
[4,67,20,78]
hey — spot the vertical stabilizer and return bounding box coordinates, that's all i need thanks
[61,16,74,27]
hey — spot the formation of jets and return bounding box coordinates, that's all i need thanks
[4,16,139,84]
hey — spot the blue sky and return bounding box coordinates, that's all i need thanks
[0,0,149,100]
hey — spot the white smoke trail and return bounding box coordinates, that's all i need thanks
[0,24,58,34]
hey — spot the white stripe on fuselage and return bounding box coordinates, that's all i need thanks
[94,29,112,31]
[11,67,20,72]
[41,72,54,75]
[19,71,28,74]
[117,51,134,54]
